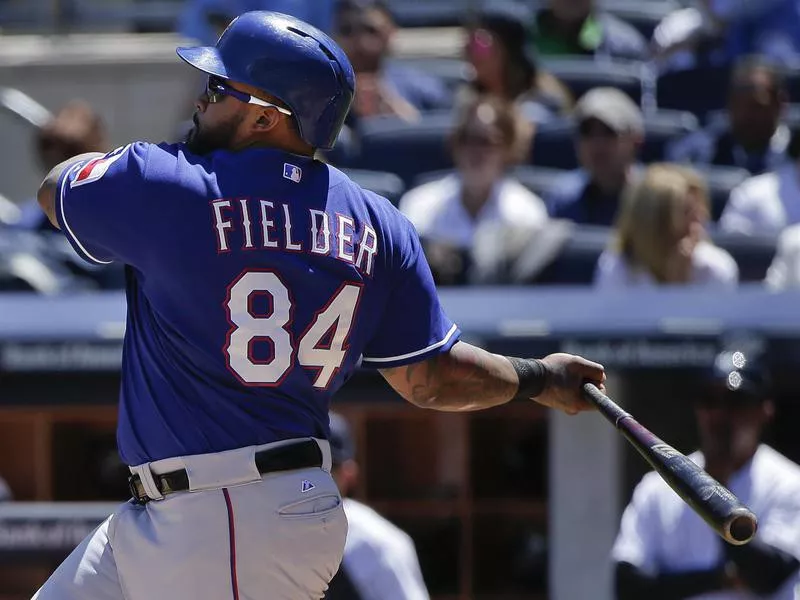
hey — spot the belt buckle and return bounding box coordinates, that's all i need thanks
[128,474,150,505]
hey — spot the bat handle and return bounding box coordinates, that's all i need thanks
[582,382,631,428]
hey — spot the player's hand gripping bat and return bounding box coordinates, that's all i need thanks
[582,383,757,545]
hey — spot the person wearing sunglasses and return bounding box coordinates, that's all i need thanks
[333,0,452,122]
[398,95,548,286]
[612,349,800,599]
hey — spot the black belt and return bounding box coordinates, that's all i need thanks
[128,439,323,504]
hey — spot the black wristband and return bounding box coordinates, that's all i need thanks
[508,357,547,400]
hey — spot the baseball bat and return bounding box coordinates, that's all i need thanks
[582,382,757,546]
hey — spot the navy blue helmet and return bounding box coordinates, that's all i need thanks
[177,11,355,150]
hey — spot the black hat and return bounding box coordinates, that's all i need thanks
[328,411,355,465]
[706,349,769,397]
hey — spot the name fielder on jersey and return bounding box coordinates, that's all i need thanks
[210,198,379,277]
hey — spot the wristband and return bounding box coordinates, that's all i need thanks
[508,357,547,400]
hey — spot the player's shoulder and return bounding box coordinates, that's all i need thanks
[755,445,800,487]
[343,498,416,555]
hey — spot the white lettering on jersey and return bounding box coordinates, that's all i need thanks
[283,203,302,251]
[239,198,254,249]
[211,200,233,253]
[355,224,378,276]
[260,200,278,248]
[336,215,355,263]
[310,209,331,255]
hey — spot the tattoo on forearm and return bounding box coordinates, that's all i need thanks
[382,343,518,411]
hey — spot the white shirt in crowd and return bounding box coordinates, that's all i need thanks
[593,241,739,288]
[721,162,800,236]
[612,445,800,600]
[340,498,430,600]
[398,174,548,248]
[765,223,800,289]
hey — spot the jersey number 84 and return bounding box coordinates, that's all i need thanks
[224,270,362,389]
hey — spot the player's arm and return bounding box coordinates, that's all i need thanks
[37,152,105,228]
[380,343,605,414]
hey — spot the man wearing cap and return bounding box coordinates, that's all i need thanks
[324,412,429,600]
[611,350,800,599]
[546,87,644,226]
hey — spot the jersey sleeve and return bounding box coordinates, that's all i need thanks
[361,222,460,369]
[56,142,150,266]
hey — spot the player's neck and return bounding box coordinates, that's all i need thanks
[235,135,315,157]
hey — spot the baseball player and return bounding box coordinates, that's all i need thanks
[32,11,605,600]
[612,349,800,599]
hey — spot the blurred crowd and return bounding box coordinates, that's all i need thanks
[3,0,800,292]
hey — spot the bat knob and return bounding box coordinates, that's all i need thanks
[725,508,758,545]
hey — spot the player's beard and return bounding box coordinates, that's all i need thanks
[185,112,244,155]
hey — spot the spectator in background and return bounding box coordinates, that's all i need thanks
[764,223,800,290]
[594,164,738,288]
[333,0,451,123]
[178,0,335,45]
[547,87,643,227]
[325,411,429,600]
[667,56,789,175]
[720,127,800,236]
[398,96,547,285]
[461,2,572,126]
[531,0,648,61]
[16,101,107,232]
[612,349,800,599]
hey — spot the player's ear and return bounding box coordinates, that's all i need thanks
[253,109,280,133]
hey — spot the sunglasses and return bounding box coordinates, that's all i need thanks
[205,76,293,116]
[577,119,618,139]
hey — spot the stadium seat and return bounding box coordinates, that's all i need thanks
[690,165,750,222]
[530,110,698,169]
[386,57,471,93]
[345,112,456,187]
[342,168,406,206]
[598,0,681,39]
[541,58,644,106]
[412,165,570,198]
[656,65,732,118]
[386,0,472,27]
[710,231,777,282]
[531,225,612,285]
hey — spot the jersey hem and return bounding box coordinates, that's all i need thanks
[360,324,461,368]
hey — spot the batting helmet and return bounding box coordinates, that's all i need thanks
[176,11,355,150]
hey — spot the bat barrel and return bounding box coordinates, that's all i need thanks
[725,507,758,545]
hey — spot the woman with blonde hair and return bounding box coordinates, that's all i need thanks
[594,164,739,287]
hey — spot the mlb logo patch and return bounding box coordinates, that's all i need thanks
[283,163,302,183]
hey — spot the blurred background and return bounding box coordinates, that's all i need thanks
[2,0,800,599]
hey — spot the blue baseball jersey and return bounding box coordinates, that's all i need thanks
[56,142,460,465]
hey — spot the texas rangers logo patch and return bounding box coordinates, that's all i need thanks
[70,145,130,188]
[283,163,302,183]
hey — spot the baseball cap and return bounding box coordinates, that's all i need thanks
[574,87,644,136]
[328,411,355,465]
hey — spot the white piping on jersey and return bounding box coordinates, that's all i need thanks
[58,161,113,265]
[361,324,458,363]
